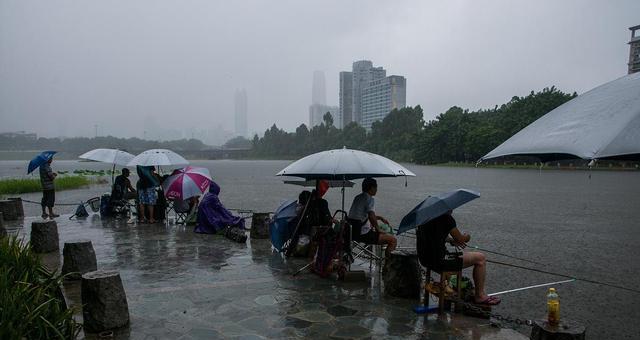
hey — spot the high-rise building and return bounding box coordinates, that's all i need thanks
[312,70,327,105]
[360,75,407,130]
[339,71,353,128]
[234,89,248,138]
[629,25,640,74]
[351,60,386,124]
[338,60,406,130]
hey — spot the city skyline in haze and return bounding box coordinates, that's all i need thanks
[1,1,638,139]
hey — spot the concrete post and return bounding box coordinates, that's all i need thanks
[81,270,130,333]
[62,240,98,280]
[382,249,421,298]
[250,212,270,239]
[7,197,24,217]
[0,200,18,221]
[530,319,586,340]
[30,220,59,253]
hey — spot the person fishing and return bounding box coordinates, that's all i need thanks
[416,210,500,305]
[347,177,397,258]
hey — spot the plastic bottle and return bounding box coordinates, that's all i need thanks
[547,287,560,325]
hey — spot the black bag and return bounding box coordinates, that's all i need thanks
[69,203,89,220]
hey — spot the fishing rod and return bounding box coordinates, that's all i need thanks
[467,245,547,266]
[399,232,547,266]
[488,279,575,297]
[488,259,640,294]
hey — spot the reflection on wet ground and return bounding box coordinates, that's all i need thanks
[7,216,527,339]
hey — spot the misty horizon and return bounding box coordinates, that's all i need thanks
[1,1,638,143]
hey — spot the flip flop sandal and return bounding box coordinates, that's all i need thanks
[476,296,501,305]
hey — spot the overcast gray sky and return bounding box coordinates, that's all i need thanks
[1,0,638,143]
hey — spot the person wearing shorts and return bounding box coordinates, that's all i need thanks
[39,157,58,219]
[416,210,500,305]
[136,166,159,223]
[347,177,397,258]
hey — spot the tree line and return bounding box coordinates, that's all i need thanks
[250,87,577,164]
[0,135,209,154]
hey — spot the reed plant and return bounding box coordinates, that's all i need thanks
[0,176,92,195]
[0,236,81,339]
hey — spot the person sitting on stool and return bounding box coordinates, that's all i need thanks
[347,177,397,258]
[416,210,500,305]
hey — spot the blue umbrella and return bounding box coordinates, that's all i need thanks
[397,189,480,235]
[269,199,298,252]
[27,151,57,174]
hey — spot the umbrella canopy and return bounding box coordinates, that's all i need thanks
[27,151,57,174]
[283,179,355,188]
[397,189,480,235]
[481,72,640,162]
[162,166,212,200]
[269,199,298,251]
[276,147,416,180]
[79,148,135,166]
[127,149,189,167]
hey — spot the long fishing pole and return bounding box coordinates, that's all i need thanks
[399,232,546,266]
[488,259,640,294]
[467,245,547,266]
[488,279,575,297]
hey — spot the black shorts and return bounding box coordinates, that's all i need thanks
[428,256,463,273]
[42,189,55,208]
[353,229,380,245]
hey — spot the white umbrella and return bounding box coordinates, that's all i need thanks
[276,147,416,180]
[79,148,135,183]
[481,72,640,163]
[127,149,189,167]
[276,148,415,270]
[79,148,135,166]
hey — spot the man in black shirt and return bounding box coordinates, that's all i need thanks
[111,168,135,201]
[417,210,500,305]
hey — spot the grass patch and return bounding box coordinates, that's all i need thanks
[0,235,81,339]
[0,176,93,195]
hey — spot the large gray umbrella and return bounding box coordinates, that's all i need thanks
[276,147,416,180]
[481,72,640,162]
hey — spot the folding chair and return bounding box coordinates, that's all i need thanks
[172,198,192,224]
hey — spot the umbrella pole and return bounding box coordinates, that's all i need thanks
[111,163,115,185]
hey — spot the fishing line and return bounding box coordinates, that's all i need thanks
[488,259,640,294]
[21,198,83,206]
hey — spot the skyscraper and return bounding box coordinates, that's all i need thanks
[311,70,327,105]
[339,71,353,128]
[338,60,406,130]
[309,71,339,128]
[629,25,640,74]
[234,89,248,138]
[351,60,386,124]
[360,75,407,130]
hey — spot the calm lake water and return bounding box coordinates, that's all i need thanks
[2,159,639,339]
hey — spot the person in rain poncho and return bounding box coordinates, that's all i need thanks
[194,181,244,234]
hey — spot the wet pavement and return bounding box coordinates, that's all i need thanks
[5,215,528,340]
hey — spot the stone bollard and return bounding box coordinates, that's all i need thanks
[81,270,130,333]
[382,249,421,299]
[7,197,24,218]
[250,212,270,239]
[0,212,6,238]
[530,319,586,340]
[62,240,97,280]
[0,200,18,221]
[30,220,59,253]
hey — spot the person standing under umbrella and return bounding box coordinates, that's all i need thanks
[39,157,58,219]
